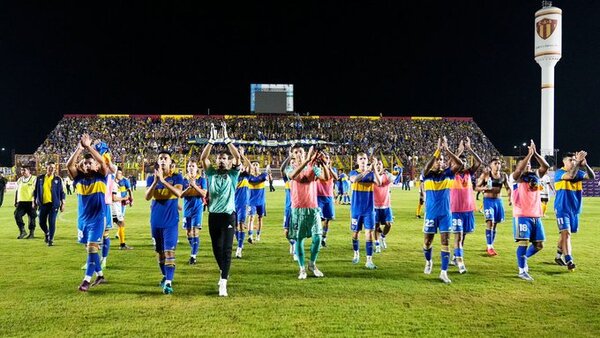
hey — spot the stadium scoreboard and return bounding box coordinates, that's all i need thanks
[250,84,293,114]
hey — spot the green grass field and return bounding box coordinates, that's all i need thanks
[1,187,599,337]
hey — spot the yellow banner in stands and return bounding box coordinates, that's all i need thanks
[225,115,256,119]
[98,114,129,118]
[300,116,320,119]
[161,115,194,120]
[411,116,442,120]
[350,116,380,120]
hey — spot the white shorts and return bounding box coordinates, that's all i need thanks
[111,203,124,222]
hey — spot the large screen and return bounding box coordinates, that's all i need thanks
[250,84,293,114]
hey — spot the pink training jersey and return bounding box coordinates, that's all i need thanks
[511,174,542,218]
[105,173,114,205]
[374,173,392,208]
[317,177,334,197]
[450,172,475,213]
[289,164,319,209]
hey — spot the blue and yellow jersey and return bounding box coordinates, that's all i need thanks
[283,174,291,211]
[182,176,207,218]
[423,168,454,218]
[554,168,585,214]
[146,172,183,228]
[118,178,131,198]
[74,172,107,224]
[248,172,268,207]
[349,170,375,216]
[235,171,250,210]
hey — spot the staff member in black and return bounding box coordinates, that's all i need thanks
[14,167,37,239]
[0,173,7,207]
[33,162,65,246]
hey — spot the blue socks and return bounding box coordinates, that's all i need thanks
[352,239,359,252]
[517,245,527,269]
[192,237,199,256]
[565,254,573,263]
[85,253,99,277]
[526,244,539,258]
[238,231,246,248]
[441,249,450,271]
[454,247,463,259]
[485,229,492,245]
[102,237,110,258]
[366,240,373,256]
[423,246,433,261]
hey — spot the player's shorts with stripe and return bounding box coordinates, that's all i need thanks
[104,205,113,229]
[483,197,504,223]
[182,213,203,230]
[236,205,247,223]
[451,211,475,233]
[513,217,546,242]
[375,207,393,223]
[78,218,105,244]
[423,213,452,234]
[283,207,291,229]
[152,226,179,252]
[249,205,266,217]
[350,212,376,232]
[318,196,335,220]
[555,211,579,234]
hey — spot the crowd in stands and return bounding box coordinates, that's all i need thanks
[35,115,501,168]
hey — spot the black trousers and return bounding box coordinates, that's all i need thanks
[208,212,236,280]
[15,202,36,231]
[0,189,5,207]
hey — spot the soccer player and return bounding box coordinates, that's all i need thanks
[476,158,511,256]
[96,142,117,270]
[200,122,242,297]
[336,169,350,205]
[554,151,595,271]
[247,162,268,242]
[511,140,549,281]
[234,148,251,258]
[67,134,109,292]
[280,148,297,261]
[416,173,424,219]
[181,159,207,265]
[422,137,462,284]
[145,151,183,294]
[285,146,327,279]
[539,172,554,217]
[317,152,337,248]
[449,137,482,273]
[349,153,381,269]
[14,167,37,239]
[115,168,133,249]
[33,161,65,246]
[373,161,394,252]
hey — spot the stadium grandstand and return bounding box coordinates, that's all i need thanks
[27,114,501,180]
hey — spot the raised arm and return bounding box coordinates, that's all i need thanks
[222,122,241,167]
[371,158,382,186]
[581,154,596,180]
[288,148,317,180]
[530,141,549,177]
[200,123,217,170]
[66,144,84,179]
[512,140,535,181]
[465,137,483,173]
[81,134,108,176]
[442,137,462,174]
[424,138,442,174]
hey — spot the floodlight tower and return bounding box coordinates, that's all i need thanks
[534,0,562,157]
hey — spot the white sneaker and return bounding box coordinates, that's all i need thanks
[256,235,261,242]
[235,247,242,259]
[375,245,382,254]
[352,252,360,264]
[424,260,433,274]
[439,270,452,284]
[365,261,377,270]
[298,268,307,280]
[293,254,298,262]
[381,238,387,249]
[458,261,467,274]
[218,279,228,297]
[308,263,324,277]
[289,244,294,255]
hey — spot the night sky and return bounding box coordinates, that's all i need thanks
[1,1,599,165]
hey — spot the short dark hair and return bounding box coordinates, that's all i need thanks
[83,153,94,160]
[158,150,172,157]
[562,152,575,159]
[490,156,500,163]
[187,158,197,164]
[216,151,231,158]
[117,166,123,171]
[46,161,55,166]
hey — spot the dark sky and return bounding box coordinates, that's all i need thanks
[1,1,599,165]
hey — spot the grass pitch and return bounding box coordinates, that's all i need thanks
[1,187,599,337]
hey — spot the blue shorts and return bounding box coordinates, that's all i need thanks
[483,197,504,223]
[556,211,579,233]
[249,205,266,217]
[182,213,203,230]
[104,205,113,229]
[451,211,475,233]
[375,208,393,224]
[318,196,335,220]
[78,218,105,244]
[513,217,546,242]
[423,213,452,234]
[152,226,179,252]
[283,208,291,229]
[236,205,247,223]
[337,186,344,196]
[350,212,376,232]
